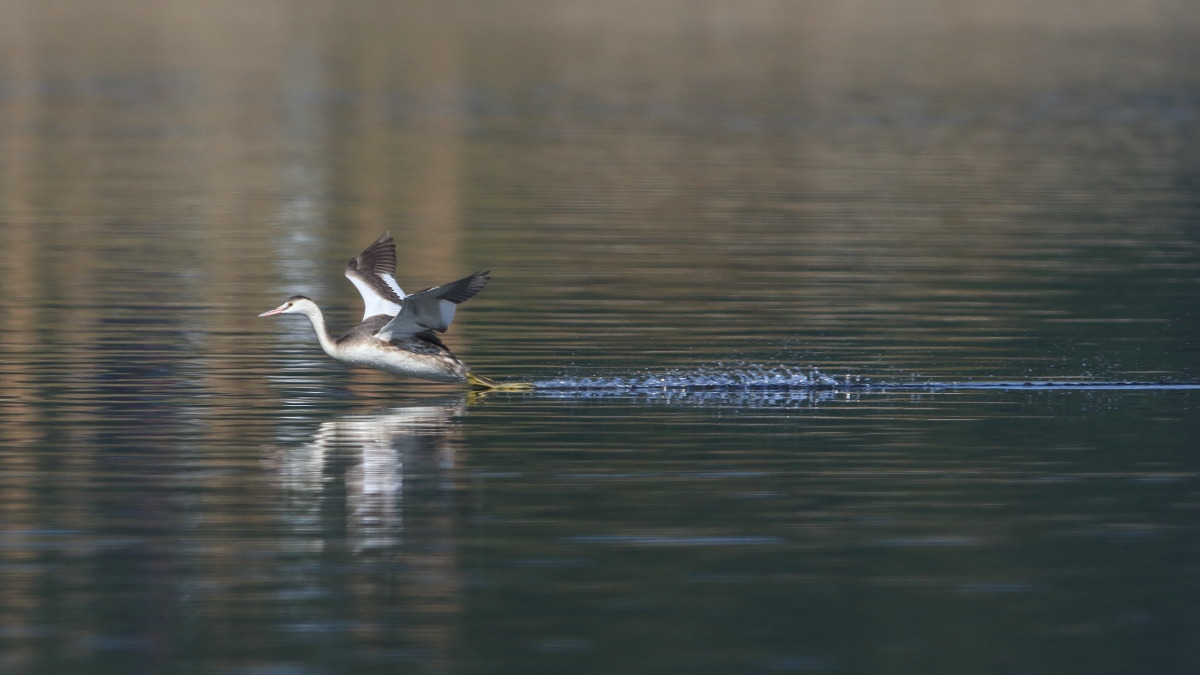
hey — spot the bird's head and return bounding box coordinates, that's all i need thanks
[258,295,315,317]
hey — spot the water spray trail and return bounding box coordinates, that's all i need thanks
[529,365,1200,392]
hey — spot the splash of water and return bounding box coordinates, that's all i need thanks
[531,365,1200,392]
[535,364,850,390]
[517,365,1200,409]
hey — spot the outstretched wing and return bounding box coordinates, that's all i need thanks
[344,232,406,319]
[374,271,491,341]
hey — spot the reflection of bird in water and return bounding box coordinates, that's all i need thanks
[269,402,465,554]
[259,232,528,389]
[266,401,467,662]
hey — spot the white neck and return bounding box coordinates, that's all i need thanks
[295,303,339,357]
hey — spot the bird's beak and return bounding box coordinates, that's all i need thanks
[258,304,288,317]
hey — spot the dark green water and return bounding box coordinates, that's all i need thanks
[1,1,1199,673]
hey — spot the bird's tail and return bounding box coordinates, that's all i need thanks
[467,371,534,391]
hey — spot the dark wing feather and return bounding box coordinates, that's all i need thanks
[375,271,491,339]
[347,232,397,280]
[413,270,491,304]
[344,232,406,318]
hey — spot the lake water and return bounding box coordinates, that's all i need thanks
[2,1,1199,673]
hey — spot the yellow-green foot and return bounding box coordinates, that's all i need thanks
[467,372,534,391]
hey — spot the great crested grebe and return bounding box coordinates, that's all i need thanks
[259,232,522,389]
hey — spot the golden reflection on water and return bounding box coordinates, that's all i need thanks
[1,0,1193,388]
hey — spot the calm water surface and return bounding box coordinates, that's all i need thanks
[1,1,1200,673]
